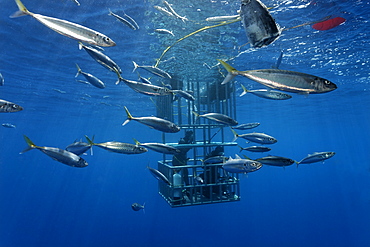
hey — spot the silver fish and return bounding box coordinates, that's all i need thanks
[163,1,188,22]
[85,136,147,155]
[131,202,145,212]
[206,14,241,22]
[154,28,174,36]
[118,77,173,96]
[240,0,280,48]
[11,0,115,47]
[2,123,16,128]
[240,84,292,100]
[193,111,238,126]
[172,90,195,101]
[123,107,180,133]
[109,9,138,30]
[239,145,271,153]
[75,64,105,89]
[218,60,337,94]
[222,154,262,173]
[79,43,121,73]
[153,6,174,17]
[147,165,170,185]
[232,122,260,130]
[231,129,277,144]
[0,72,4,86]
[297,151,335,165]
[134,139,180,155]
[132,61,172,79]
[71,0,80,6]
[20,135,88,168]
[0,99,23,113]
[65,140,92,156]
[256,155,295,167]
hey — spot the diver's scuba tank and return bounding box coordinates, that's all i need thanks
[173,171,183,204]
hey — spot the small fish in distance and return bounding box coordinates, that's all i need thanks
[131,203,145,212]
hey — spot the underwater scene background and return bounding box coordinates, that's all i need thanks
[1,0,369,246]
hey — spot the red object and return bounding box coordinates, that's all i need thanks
[312,17,346,31]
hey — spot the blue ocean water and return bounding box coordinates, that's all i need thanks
[1,0,369,246]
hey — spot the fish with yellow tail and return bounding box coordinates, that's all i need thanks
[217,59,337,94]
[11,0,115,47]
[20,135,88,167]
[123,106,180,133]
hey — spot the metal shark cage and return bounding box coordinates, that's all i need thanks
[155,73,241,207]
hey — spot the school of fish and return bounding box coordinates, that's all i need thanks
[3,0,339,210]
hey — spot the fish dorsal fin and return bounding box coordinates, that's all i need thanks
[235,154,241,159]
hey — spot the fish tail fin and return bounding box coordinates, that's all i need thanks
[132,61,139,73]
[295,161,300,168]
[192,111,200,122]
[11,0,31,18]
[75,64,82,77]
[217,59,238,85]
[20,135,37,154]
[237,145,243,153]
[240,84,248,97]
[230,128,239,142]
[132,138,141,145]
[78,42,84,50]
[122,106,133,126]
[85,135,95,145]
[108,8,113,16]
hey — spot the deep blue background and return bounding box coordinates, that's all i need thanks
[1,0,369,246]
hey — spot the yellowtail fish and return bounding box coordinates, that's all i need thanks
[65,139,93,156]
[162,1,188,22]
[79,43,121,73]
[205,14,241,22]
[133,139,180,155]
[218,60,337,94]
[118,77,173,96]
[20,135,88,167]
[85,136,147,155]
[256,156,295,167]
[132,61,172,79]
[222,154,262,174]
[192,111,238,126]
[240,84,292,100]
[75,64,105,89]
[232,122,260,130]
[11,0,115,47]
[231,129,277,144]
[153,6,174,17]
[0,99,23,113]
[147,165,170,185]
[297,152,335,166]
[2,123,16,128]
[154,28,175,36]
[238,145,271,153]
[108,9,138,30]
[123,106,180,133]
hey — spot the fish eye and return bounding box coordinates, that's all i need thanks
[269,138,274,141]
[324,80,331,85]
[104,37,110,42]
